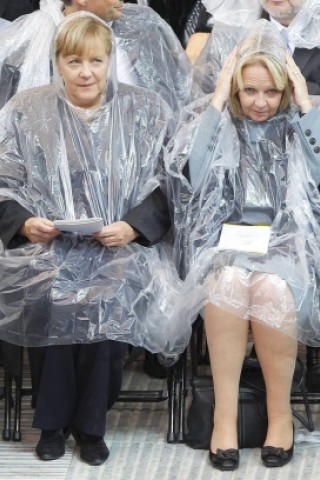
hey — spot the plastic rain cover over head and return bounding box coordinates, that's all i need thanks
[192,0,320,98]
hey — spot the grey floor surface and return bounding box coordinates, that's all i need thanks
[0,353,320,480]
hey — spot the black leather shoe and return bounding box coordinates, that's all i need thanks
[35,429,65,461]
[261,425,294,468]
[72,429,109,466]
[306,346,320,392]
[261,444,294,467]
[209,449,239,471]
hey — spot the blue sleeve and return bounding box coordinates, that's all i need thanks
[291,107,320,186]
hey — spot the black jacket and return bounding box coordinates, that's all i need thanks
[0,187,171,250]
[0,0,39,21]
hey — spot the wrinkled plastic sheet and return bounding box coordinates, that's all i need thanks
[192,0,320,99]
[0,76,190,354]
[166,96,320,345]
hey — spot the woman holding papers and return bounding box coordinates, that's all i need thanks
[166,20,320,470]
[0,13,178,464]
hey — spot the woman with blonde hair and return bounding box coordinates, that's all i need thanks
[0,12,176,465]
[167,19,320,470]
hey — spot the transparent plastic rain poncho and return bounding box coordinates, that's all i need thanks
[0,19,10,31]
[192,0,320,98]
[0,0,191,113]
[261,0,320,49]
[166,22,320,346]
[0,23,189,355]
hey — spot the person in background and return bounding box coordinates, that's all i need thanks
[185,0,261,64]
[124,0,198,45]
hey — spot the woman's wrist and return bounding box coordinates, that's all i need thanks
[210,92,226,112]
[300,99,313,115]
[18,223,28,237]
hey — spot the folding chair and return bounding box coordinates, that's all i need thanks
[0,343,188,443]
[1,342,32,441]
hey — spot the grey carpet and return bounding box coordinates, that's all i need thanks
[0,355,320,479]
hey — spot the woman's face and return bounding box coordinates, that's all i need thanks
[56,40,109,109]
[238,63,283,122]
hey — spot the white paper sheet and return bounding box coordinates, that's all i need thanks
[53,218,104,235]
[218,224,271,254]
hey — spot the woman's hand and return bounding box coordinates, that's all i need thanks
[19,217,60,243]
[211,47,238,112]
[286,54,312,114]
[93,221,139,247]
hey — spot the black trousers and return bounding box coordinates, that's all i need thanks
[29,341,124,436]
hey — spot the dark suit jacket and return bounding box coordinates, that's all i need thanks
[124,0,197,43]
[0,187,171,250]
[261,10,320,95]
[0,0,39,21]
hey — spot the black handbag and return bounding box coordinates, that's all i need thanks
[185,374,268,449]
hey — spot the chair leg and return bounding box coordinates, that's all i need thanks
[3,371,12,441]
[12,374,22,441]
[12,347,24,441]
[167,365,176,443]
[176,350,187,443]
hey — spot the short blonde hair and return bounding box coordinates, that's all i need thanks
[229,53,291,118]
[55,15,113,59]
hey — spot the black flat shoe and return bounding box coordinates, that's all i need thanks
[209,448,239,471]
[261,443,294,467]
[71,429,109,466]
[261,423,294,468]
[35,429,65,461]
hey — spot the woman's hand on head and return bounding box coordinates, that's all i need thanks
[19,217,61,243]
[93,221,139,247]
[211,47,238,112]
[286,54,312,114]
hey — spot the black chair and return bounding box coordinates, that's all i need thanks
[109,345,188,443]
[0,342,32,441]
[1,343,188,443]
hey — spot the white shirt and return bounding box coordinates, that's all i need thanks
[269,16,295,55]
